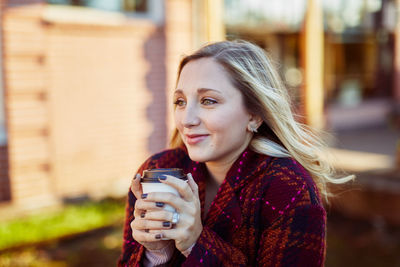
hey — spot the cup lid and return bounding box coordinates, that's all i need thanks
[142,168,187,183]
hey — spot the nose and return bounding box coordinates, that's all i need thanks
[181,103,200,128]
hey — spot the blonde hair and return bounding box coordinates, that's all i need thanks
[170,40,353,202]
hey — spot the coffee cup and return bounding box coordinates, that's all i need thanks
[141,168,187,212]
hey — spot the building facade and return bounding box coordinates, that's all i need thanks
[0,0,202,216]
[1,0,399,217]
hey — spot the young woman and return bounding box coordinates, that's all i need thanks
[118,40,351,266]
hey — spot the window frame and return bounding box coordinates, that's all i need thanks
[46,0,164,25]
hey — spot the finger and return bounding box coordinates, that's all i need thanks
[159,175,194,201]
[141,192,186,211]
[158,228,182,241]
[131,228,164,242]
[143,210,174,222]
[186,173,198,194]
[133,207,146,219]
[131,218,173,230]
[131,173,143,199]
[135,198,168,211]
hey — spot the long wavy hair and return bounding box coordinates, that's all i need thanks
[170,40,353,201]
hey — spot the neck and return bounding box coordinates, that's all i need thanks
[205,139,251,185]
[205,161,232,185]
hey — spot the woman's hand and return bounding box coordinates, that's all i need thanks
[140,173,203,253]
[130,173,174,251]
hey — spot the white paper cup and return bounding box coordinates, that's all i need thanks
[141,168,187,212]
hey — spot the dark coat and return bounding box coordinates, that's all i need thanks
[118,147,326,266]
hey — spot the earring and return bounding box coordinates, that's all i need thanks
[248,125,258,133]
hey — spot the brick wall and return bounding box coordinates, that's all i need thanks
[3,4,57,210]
[0,0,194,214]
[45,15,165,199]
[0,145,10,202]
[0,1,10,203]
[144,27,168,153]
[165,0,194,133]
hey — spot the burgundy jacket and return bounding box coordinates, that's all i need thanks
[118,147,326,266]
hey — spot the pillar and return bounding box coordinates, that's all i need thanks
[302,0,325,129]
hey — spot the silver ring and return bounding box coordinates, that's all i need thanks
[171,212,180,225]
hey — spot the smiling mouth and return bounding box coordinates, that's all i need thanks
[185,134,209,145]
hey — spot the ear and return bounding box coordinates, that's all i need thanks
[247,114,263,133]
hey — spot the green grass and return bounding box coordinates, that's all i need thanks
[0,198,126,250]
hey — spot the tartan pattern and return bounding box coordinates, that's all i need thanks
[118,147,326,267]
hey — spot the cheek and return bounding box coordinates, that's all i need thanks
[174,111,183,130]
[206,111,248,137]
[202,112,226,132]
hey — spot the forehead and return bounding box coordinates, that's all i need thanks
[177,58,236,94]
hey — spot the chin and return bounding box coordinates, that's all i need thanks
[186,149,212,163]
[187,152,207,163]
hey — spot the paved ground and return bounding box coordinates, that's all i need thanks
[326,125,399,172]
[326,98,399,171]
[332,126,399,158]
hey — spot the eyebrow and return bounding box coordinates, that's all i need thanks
[174,88,222,95]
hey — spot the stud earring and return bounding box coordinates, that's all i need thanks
[248,125,258,133]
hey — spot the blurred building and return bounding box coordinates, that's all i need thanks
[225,0,400,131]
[0,0,399,218]
[0,0,225,216]
[225,0,400,225]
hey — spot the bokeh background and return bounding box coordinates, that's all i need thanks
[0,0,399,266]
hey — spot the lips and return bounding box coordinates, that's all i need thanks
[185,134,209,145]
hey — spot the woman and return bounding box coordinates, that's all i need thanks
[118,40,351,266]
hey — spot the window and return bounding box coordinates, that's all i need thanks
[47,0,149,13]
[123,0,148,12]
[46,0,163,24]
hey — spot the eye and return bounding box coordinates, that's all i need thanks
[201,98,217,105]
[173,98,186,107]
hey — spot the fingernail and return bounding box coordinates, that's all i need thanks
[141,194,148,199]
[159,175,167,181]
[156,202,164,207]
[155,234,162,239]
[140,212,145,218]
[163,221,171,227]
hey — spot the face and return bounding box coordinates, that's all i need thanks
[174,58,257,165]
